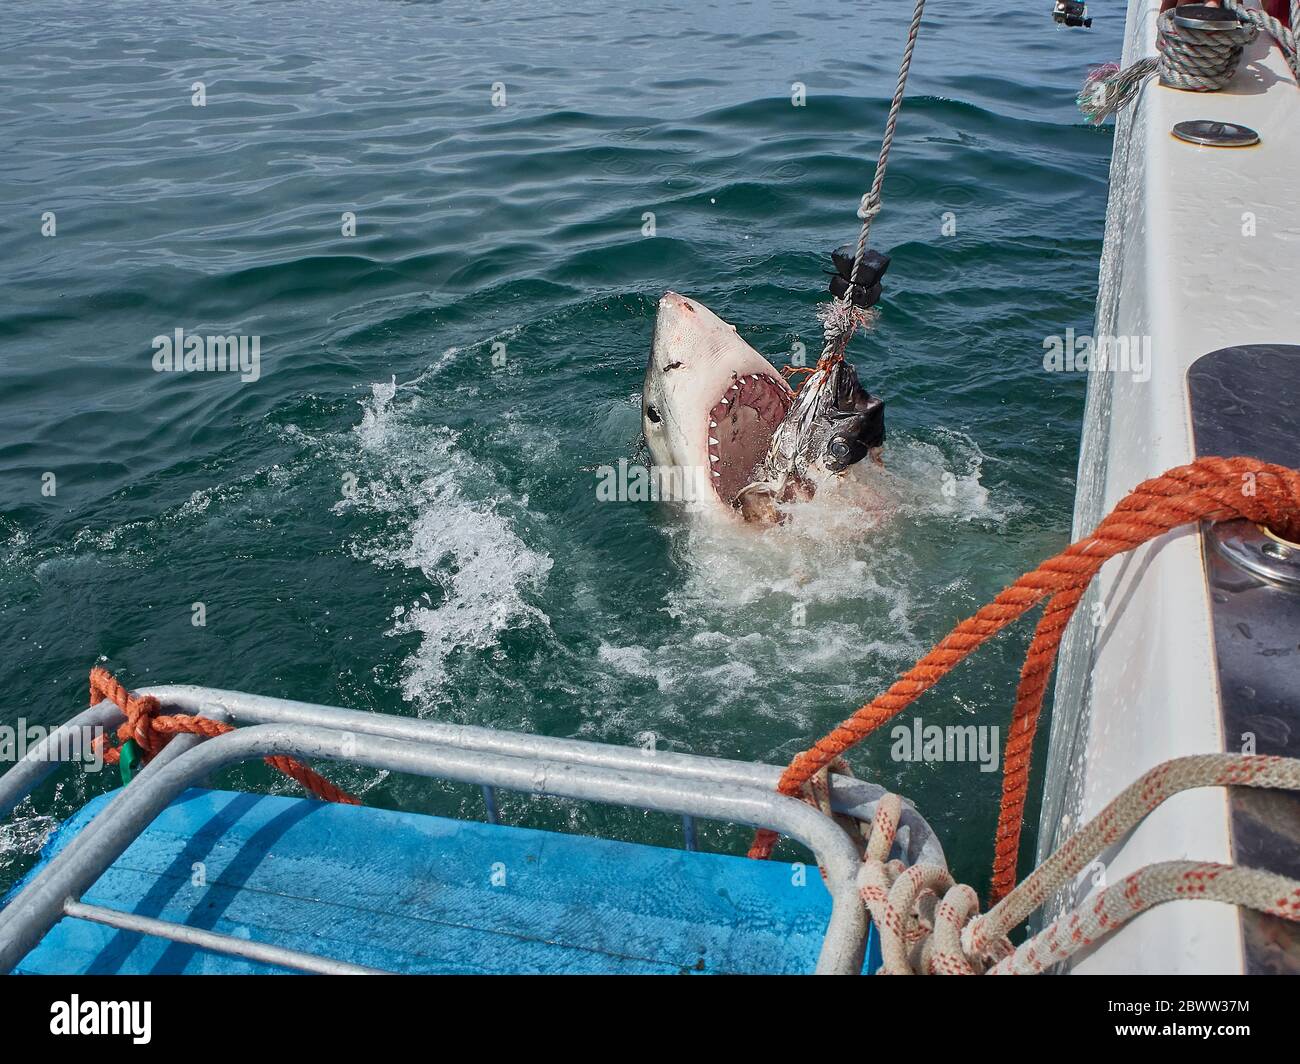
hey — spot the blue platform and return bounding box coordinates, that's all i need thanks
[10,788,861,974]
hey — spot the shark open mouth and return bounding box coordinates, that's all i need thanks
[706,373,792,505]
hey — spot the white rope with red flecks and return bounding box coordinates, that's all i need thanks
[825,753,1300,974]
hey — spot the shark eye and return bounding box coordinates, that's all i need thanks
[645,405,662,424]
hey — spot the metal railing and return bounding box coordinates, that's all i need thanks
[0,685,946,976]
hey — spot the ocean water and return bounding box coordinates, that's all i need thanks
[0,0,1124,899]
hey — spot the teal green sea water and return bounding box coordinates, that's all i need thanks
[0,0,1123,898]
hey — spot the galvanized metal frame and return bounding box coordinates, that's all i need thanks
[0,685,944,976]
[60,900,384,976]
[139,685,947,866]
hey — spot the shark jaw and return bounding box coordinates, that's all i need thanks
[641,292,792,517]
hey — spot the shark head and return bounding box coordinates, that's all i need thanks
[641,292,793,514]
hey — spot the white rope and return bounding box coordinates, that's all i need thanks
[850,0,926,287]
[1224,0,1300,82]
[746,0,925,501]
[819,0,926,368]
[830,753,1300,974]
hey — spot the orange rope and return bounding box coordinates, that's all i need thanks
[781,350,845,394]
[89,667,359,805]
[780,364,818,391]
[748,456,1300,904]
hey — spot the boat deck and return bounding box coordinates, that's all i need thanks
[11,787,858,975]
[1040,0,1300,972]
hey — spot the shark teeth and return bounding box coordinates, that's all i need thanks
[694,373,797,503]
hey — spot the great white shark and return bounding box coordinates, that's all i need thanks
[641,291,885,522]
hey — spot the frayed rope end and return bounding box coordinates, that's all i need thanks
[818,298,876,344]
[1077,62,1122,124]
[1077,57,1159,125]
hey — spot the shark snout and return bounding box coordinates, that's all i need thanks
[658,290,697,317]
[651,292,700,374]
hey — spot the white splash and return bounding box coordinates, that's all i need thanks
[592,429,1007,749]
[340,379,553,710]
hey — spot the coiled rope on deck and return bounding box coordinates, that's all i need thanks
[1080,1,1298,124]
[748,455,1300,903]
[88,666,359,805]
[1229,0,1300,81]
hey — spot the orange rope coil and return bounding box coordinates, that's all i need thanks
[89,666,359,805]
[748,455,1300,905]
